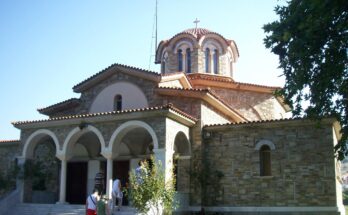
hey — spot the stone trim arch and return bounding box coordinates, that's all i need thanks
[173,40,194,54]
[200,35,226,54]
[255,139,276,151]
[108,120,159,155]
[168,34,198,51]
[22,129,60,159]
[61,125,106,160]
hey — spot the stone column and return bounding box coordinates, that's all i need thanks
[106,157,113,199]
[210,52,214,74]
[182,53,186,73]
[58,158,67,204]
[102,151,114,199]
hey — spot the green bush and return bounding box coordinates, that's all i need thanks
[343,190,348,205]
[126,156,177,215]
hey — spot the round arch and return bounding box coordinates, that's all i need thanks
[200,37,225,54]
[255,139,276,151]
[89,81,148,113]
[23,129,60,159]
[108,120,159,154]
[168,34,198,51]
[61,125,106,159]
[173,40,194,54]
[173,131,191,156]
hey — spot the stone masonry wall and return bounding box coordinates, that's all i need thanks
[211,87,287,121]
[0,141,20,176]
[46,70,159,118]
[20,117,167,152]
[202,120,338,207]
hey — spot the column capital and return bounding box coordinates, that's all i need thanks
[56,153,67,161]
[101,150,113,159]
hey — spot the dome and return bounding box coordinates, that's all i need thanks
[181,28,213,39]
[155,27,239,78]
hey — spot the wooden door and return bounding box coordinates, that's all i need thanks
[66,162,87,204]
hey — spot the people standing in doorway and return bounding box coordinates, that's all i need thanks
[135,160,147,184]
[86,188,100,215]
[112,178,123,212]
[95,169,105,194]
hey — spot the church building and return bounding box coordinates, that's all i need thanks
[0,27,345,214]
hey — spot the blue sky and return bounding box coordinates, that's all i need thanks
[0,0,285,140]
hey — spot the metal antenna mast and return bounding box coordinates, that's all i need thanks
[148,0,158,70]
[155,0,158,57]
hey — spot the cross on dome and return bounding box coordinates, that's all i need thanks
[193,18,200,28]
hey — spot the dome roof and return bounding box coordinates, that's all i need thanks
[181,28,213,39]
[155,27,239,63]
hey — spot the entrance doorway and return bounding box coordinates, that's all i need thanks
[113,160,130,205]
[66,162,87,204]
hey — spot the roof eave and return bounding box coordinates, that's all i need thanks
[73,64,161,93]
[12,105,196,129]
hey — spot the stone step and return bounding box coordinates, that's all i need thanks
[6,203,137,215]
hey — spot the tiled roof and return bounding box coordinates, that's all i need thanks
[38,98,80,115]
[187,73,281,90]
[13,104,197,126]
[158,86,208,92]
[156,27,239,62]
[182,28,213,39]
[0,139,19,143]
[174,28,230,44]
[73,63,161,92]
[204,117,310,128]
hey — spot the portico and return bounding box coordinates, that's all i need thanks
[14,104,196,204]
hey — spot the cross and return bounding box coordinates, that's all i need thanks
[193,18,200,28]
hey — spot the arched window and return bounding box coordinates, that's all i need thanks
[178,49,183,72]
[213,49,219,74]
[260,145,271,176]
[186,48,191,73]
[114,94,122,111]
[205,48,210,73]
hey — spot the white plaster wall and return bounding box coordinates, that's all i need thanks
[87,160,100,195]
[158,80,183,88]
[89,82,148,113]
[201,103,230,125]
[333,127,346,215]
[72,144,89,158]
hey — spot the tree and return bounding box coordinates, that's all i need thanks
[263,0,348,159]
[127,156,177,215]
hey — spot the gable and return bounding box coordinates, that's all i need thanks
[89,81,149,113]
[73,63,160,93]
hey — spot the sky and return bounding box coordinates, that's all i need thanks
[0,0,286,140]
